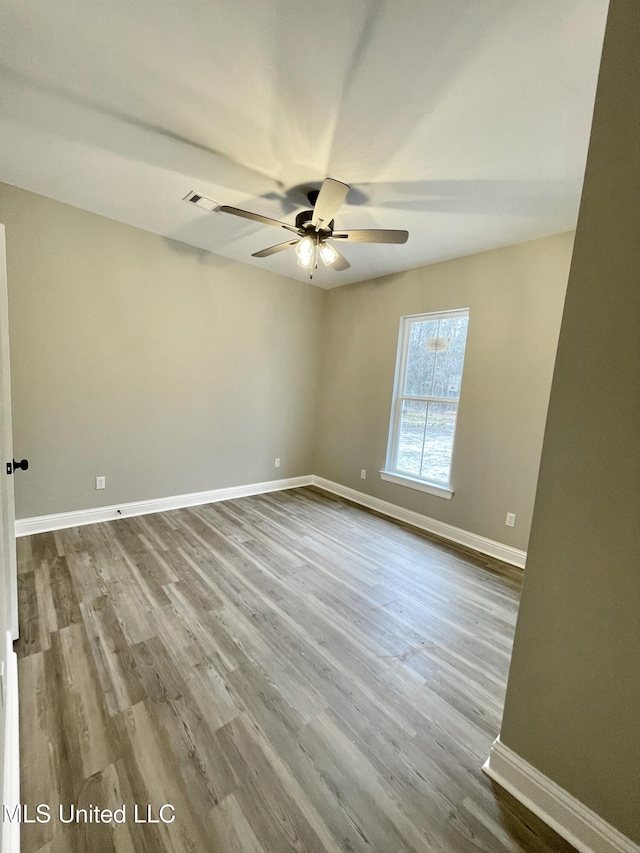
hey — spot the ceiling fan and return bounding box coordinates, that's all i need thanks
[220,178,409,278]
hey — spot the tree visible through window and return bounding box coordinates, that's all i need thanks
[386,309,469,489]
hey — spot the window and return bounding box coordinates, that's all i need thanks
[383,309,469,498]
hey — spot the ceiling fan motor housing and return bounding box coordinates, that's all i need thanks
[295,209,334,232]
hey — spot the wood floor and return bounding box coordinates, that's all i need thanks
[16,487,576,853]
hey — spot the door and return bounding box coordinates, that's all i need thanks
[0,223,19,853]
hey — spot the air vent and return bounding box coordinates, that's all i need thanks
[183,191,221,212]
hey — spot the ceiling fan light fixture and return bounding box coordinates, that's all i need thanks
[319,242,338,266]
[295,235,315,269]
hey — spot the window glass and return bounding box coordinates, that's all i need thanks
[404,319,438,396]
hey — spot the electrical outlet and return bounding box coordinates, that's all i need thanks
[96,476,106,490]
[274,458,281,468]
[360,469,367,479]
[505,512,516,527]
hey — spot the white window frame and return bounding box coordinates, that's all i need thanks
[382,308,469,499]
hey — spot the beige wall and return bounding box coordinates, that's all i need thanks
[500,0,640,843]
[0,184,324,519]
[315,233,573,551]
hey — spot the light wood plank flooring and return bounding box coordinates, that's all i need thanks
[16,487,575,853]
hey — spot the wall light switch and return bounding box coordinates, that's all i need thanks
[360,469,367,479]
[275,458,281,468]
[505,512,516,527]
[96,476,106,490]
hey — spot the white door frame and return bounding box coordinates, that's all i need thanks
[0,223,20,853]
[0,226,17,639]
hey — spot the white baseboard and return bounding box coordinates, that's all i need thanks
[310,476,526,569]
[483,737,640,853]
[15,474,526,568]
[2,631,20,853]
[15,475,313,537]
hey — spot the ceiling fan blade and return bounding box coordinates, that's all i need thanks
[331,246,351,271]
[311,179,350,229]
[332,229,409,244]
[252,240,299,258]
[219,205,300,234]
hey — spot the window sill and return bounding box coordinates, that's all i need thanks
[379,471,454,500]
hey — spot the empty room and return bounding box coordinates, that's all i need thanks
[1,1,638,852]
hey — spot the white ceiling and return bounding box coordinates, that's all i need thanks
[0,0,609,288]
